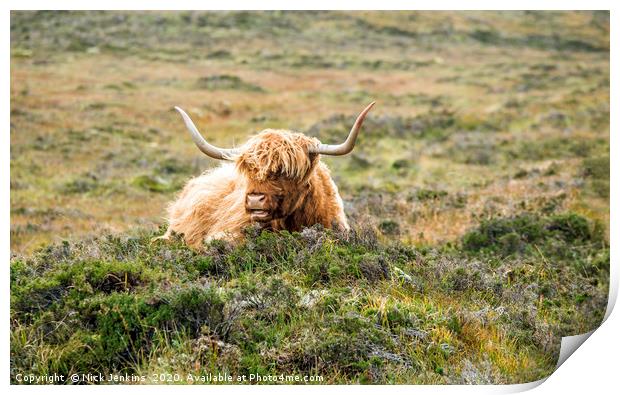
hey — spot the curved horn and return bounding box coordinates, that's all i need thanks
[310,101,375,156]
[174,106,239,160]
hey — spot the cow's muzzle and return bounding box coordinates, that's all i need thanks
[246,194,272,222]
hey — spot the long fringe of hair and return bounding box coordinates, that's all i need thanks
[235,130,320,181]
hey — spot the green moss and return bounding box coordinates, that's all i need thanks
[132,174,174,193]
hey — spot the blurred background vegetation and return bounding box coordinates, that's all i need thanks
[10,10,609,254]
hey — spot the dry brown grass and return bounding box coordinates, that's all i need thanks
[10,11,609,254]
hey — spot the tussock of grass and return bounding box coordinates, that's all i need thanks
[195,75,265,92]
[581,156,610,199]
[11,212,608,384]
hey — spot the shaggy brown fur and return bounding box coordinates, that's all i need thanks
[160,129,348,249]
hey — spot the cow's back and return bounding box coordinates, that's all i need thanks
[166,163,249,248]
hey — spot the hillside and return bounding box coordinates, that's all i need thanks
[10,11,610,384]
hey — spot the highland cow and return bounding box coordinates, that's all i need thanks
[158,102,375,249]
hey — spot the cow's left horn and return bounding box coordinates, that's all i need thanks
[310,102,375,156]
[174,106,240,160]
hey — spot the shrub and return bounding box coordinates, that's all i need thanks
[582,156,610,179]
[195,75,264,92]
[10,212,609,384]
[462,212,600,256]
[379,219,400,235]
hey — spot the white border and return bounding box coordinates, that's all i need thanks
[3,2,617,394]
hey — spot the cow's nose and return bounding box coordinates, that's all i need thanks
[246,194,266,209]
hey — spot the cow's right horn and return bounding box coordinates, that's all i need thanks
[310,102,375,156]
[174,106,240,160]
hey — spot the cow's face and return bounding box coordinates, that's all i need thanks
[244,175,307,223]
[237,130,319,224]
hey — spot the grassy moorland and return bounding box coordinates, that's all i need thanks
[10,11,609,384]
